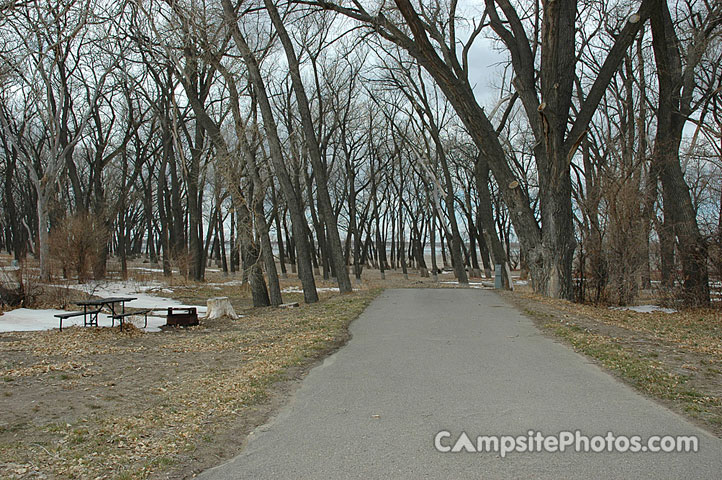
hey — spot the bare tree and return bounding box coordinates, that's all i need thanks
[0,0,120,280]
[649,0,721,305]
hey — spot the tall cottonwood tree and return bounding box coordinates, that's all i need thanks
[263,0,352,293]
[0,0,120,280]
[649,0,721,305]
[1,0,720,311]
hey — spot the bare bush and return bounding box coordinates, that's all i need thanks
[172,250,192,282]
[605,179,648,306]
[49,213,108,283]
[0,260,42,308]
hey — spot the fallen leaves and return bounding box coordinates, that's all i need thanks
[1,360,94,378]
[0,326,147,358]
[0,288,381,480]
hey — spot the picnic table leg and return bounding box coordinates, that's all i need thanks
[109,302,116,328]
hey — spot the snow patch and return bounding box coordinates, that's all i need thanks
[0,309,70,332]
[610,305,677,314]
[206,280,246,287]
[0,308,171,333]
[440,281,493,289]
[51,281,206,312]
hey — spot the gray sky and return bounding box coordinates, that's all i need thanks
[465,36,508,106]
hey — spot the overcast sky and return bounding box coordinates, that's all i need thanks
[465,35,508,107]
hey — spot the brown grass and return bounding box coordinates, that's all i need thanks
[0,286,381,479]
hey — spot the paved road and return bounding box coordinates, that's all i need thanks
[199,289,722,479]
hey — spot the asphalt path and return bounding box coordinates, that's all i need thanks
[199,288,722,479]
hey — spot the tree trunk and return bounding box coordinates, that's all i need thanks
[536,167,576,298]
[474,156,510,287]
[438,155,468,284]
[269,186,286,278]
[255,198,283,306]
[37,189,50,281]
[230,208,237,273]
[264,0,352,293]
[222,0,318,302]
[430,210,438,279]
[218,210,228,274]
[239,200,270,307]
[650,1,710,305]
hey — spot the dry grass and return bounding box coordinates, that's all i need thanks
[4,251,720,478]
[0,286,381,479]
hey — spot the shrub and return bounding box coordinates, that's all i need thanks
[49,213,108,283]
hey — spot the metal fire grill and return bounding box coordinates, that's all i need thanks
[166,307,199,327]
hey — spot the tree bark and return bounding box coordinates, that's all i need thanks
[474,156,510,287]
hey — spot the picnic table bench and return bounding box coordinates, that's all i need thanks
[55,309,102,331]
[110,309,151,329]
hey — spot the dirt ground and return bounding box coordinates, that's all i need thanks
[0,270,389,479]
[0,259,462,480]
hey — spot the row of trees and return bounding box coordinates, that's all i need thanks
[0,0,720,306]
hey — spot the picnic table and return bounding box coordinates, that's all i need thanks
[55,296,150,331]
